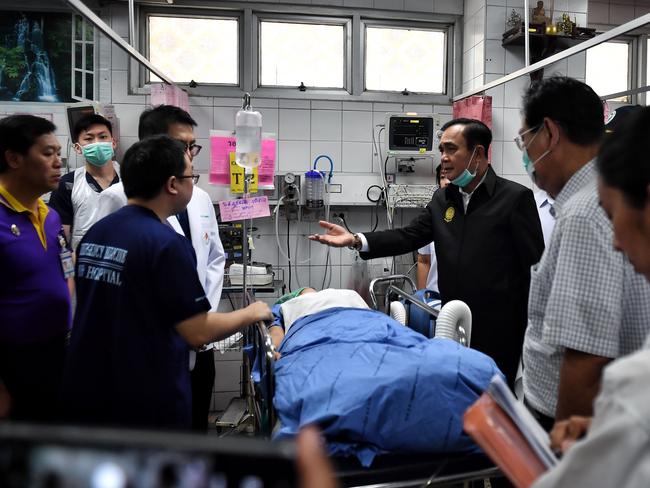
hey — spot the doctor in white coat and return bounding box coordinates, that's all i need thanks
[95,105,226,432]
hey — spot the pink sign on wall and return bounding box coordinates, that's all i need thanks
[453,95,493,162]
[219,196,271,222]
[209,130,276,189]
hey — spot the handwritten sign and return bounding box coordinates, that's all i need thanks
[219,196,271,222]
[229,153,258,193]
[209,130,276,188]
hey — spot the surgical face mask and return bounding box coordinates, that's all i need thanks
[520,126,550,185]
[81,141,114,167]
[451,147,478,188]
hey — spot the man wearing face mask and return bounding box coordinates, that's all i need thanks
[518,77,650,430]
[310,118,544,388]
[49,114,119,250]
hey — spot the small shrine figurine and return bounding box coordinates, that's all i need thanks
[507,9,522,29]
[532,1,552,26]
[557,13,574,35]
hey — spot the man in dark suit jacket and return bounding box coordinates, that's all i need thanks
[309,118,544,388]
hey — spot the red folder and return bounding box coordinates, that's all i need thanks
[464,393,548,488]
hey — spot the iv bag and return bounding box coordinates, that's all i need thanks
[235,108,262,169]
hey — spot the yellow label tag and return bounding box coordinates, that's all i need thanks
[419,147,426,153]
[444,206,455,223]
[229,153,258,193]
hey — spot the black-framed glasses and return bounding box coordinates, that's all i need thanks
[177,174,200,184]
[185,143,202,157]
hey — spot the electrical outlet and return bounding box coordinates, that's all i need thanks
[385,173,396,184]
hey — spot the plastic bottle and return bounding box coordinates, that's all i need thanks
[235,108,262,169]
[304,170,324,209]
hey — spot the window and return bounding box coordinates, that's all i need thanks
[586,41,630,102]
[365,25,446,94]
[72,14,95,101]
[147,15,238,85]
[259,20,345,89]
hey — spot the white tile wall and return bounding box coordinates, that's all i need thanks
[311,110,343,141]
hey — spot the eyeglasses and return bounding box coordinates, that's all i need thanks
[185,143,202,157]
[514,125,542,151]
[177,174,200,184]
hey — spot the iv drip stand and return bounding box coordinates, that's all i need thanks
[241,171,252,308]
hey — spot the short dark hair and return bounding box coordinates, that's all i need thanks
[0,115,57,173]
[522,77,604,146]
[597,107,650,209]
[121,135,186,200]
[72,113,113,142]
[440,118,492,153]
[435,164,442,185]
[138,105,197,139]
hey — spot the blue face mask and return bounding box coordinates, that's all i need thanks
[520,126,549,185]
[451,147,478,188]
[81,141,114,167]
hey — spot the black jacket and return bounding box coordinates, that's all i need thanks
[361,167,544,386]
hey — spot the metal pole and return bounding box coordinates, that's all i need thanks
[241,172,252,309]
[524,0,530,67]
[63,0,175,85]
[128,0,136,50]
[453,11,650,101]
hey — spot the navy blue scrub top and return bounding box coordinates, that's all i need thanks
[61,205,210,430]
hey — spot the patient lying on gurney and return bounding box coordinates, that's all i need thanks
[267,287,503,466]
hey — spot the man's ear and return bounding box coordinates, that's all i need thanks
[4,150,23,170]
[544,117,561,146]
[165,175,180,196]
[73,143,83,156]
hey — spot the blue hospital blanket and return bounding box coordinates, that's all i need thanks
[273,307,502,466]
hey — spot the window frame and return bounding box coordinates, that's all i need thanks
[134,5,458,103]
[361,19,449,96]
[141,9,244,90]
[253,13,352,95]
[71,13,97,102]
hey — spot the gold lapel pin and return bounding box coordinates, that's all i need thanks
[10,224,20,236]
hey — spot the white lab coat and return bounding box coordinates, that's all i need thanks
[96,182,225,315]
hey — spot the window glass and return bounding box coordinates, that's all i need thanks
[148,16,238,84]
[365,26,446,93]
[586,41,629,102]
[260,21,344,88]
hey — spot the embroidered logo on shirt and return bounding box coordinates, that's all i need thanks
[444,207,455,223]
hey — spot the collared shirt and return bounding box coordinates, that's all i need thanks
[0,184,50,248]
[534,190,556,247]
[533,344,650,488]
[522,160,650,417]
[0,185,71,345]
[458,169,489,212]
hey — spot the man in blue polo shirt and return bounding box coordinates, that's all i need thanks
[60,135,271,430]
[0,114,71,422]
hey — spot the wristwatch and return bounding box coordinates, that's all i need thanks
[348,233,361,251]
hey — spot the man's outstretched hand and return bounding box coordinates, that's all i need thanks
[308,221,355,248]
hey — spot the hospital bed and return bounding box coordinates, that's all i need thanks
[243,278,502,487]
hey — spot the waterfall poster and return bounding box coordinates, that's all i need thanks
[0,11,74,103]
